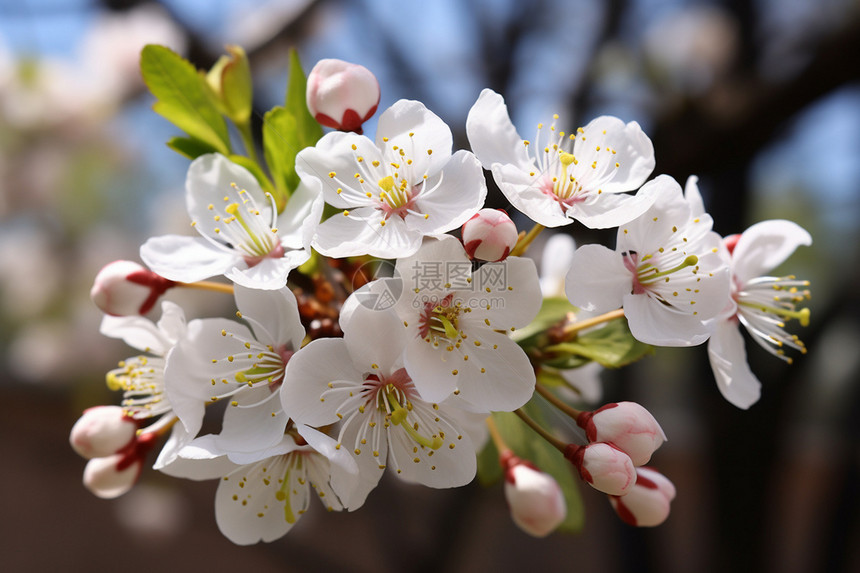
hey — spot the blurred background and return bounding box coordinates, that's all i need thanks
[1,0,859,571]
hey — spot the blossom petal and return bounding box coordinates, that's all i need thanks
[407,149,487,235]
[731,220,812,284]
[99,301,183,354]
[215,392,289,453]
[297,424,360,511]
[403,335,459,403]
[572,116,654,194]
[280,338,364,427]
[569,189,656,229]
[234,285,304,350]
[376,99,452,177]
[465,88,533,172]
[469,256,542,328]
[341,305,408,374]
[565,244,630,312]
[683,175,706,217]
[141,234,236,283]
[186,153,272,240]
[295,131,382,209]
[157,434,241,480]
[277,179,324,251]
[225,252,307,291]
[707,320,761,409]
[623,293,712,346]
[312,206,422,258]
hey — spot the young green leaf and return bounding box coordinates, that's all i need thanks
[141,45,231,155]
[546,318,654,369]
[285,49,323,147]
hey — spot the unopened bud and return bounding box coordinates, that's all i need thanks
[82,433,156,499]
[609,467,676,527]
[306,59,380,134]
[461,208,519,262]
[565,442,636,496]
[502,453,566,537]
[90,260,174,316]
[577,402,666,466]
[70,405,138,459]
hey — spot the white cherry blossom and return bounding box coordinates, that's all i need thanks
[282,301,486,503]
[565,175,730,346]
[296,99,486,258]
[392,236,542,411]
[141,153,321,290]
[165,285,304,453]
[466,89,655,229]
[706,220,812,408]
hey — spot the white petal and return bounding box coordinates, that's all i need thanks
[446,331,536,412]
[234,285,304,349]
[341,305,408,374]
[707,320,761,409]
[466,88,533,171]
[572,116,654,193]
[376,99,452,177]
[216,392,289,453]
[403,335,459,404]
[153,421,194,471]
[623,293,712,346]
[278,179,324,250]
[569,189,656,229]
[312,206,422,258]
[406,150,487,235]
[540,234,577,298]
[140,234,235,283]
[684,175,706,217]
[186,154,271,239]
[469,256,542,328]
[565,244,630,312]
[157,434,240,480]
[295,131,382,209]
[297,425,360,510]
[731,220,812,284]
[100,309,173,355]
[280,338,363,426]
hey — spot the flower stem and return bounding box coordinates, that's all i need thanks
[485,415,511,456]
[535,383,582,421]
[176,280,235,295]
[562,308,625,337]
[509,223,545,257]
[513,408,566,452]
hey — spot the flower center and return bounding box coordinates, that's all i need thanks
[106,355,169,419]
[206,182,283,266]
[417,294,463,342]
[735,275,811,363]
[363,370,444,450]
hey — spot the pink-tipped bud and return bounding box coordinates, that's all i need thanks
[501,452,566,537]
[609,467,676,527]
[306,59,380,134]
[70,405,138,459]
[461,208,519,262]
[82,433,156,499]
[565,442,636,496]
[90,260,174,316]
[577,402,667,466]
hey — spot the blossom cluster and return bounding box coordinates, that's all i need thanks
[72,49,812,543]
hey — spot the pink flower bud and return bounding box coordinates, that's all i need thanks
[609,467,676,527]
[306,59,380,134]
[90,260,174,316]
[502,453,566,537]
[461,208,519,262]
[82,433,156,499]
[577,402,667,466]
[70,406,138,459]
[565,442,636,496]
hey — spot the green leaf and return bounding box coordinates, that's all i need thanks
[207,45,253,124]
[141,44,231,155]
[511,297,577,345]
[166,136,220,160]
[546,318,654,369]
[285,49,322,146]
[227,154,274,194]
[262,107,301,200]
